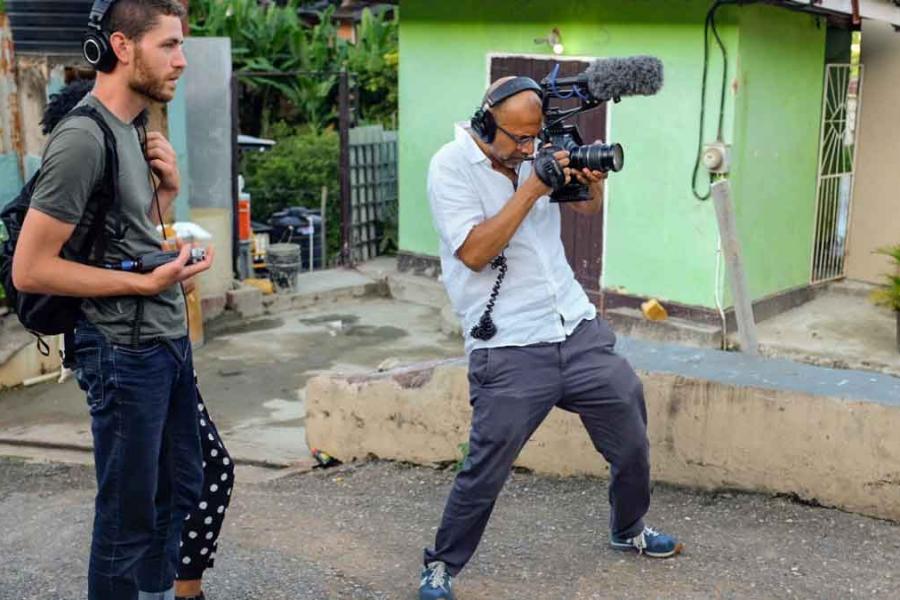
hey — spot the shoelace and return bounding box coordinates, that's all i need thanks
[428,562,448,588]
[631,527,662,555]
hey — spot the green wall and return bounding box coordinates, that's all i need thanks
[729,5,825,301]
[399,0,826,308]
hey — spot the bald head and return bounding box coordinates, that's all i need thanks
[483,76,543,119]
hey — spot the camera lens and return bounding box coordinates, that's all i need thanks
[569,142,624,173]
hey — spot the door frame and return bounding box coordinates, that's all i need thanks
[486,52,614,296]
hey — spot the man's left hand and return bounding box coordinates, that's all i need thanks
[569,167,608,186]
[146,132,180,195]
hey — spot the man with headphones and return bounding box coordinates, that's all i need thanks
[12,2,214,599]
[419,77,680,600]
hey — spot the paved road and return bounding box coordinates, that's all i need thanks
[1,457,898,599]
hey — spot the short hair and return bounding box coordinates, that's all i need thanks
[104,0,187,42]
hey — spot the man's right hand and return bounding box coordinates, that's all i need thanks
[526,148,571,196]
[141,243,215,296]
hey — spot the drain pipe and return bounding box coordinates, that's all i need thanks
[714,231,728,350]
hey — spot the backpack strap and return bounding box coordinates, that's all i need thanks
[57,105,119,264]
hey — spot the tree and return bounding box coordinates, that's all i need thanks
[189,0,397,133]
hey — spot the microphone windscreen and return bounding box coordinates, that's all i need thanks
[585,56,664,101]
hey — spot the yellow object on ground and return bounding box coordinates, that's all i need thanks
[244,278,275,295]
[186,288,204,346]
[641,298,668,321]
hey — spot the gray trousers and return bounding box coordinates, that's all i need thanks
[424,318,650,575]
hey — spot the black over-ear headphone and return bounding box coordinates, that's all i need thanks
[470,76,543,143]
[83,0,120,73]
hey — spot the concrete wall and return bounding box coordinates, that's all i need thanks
[0,14,23,205]
[0,320,60,389]
[182,37,234,299]
[398,1,828,308]
[845,20,900,284]
[307,360,900,522]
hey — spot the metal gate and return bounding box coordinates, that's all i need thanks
[811,63,864,283]
[349,124,397,262]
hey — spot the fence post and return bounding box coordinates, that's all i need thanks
[339,70,352,267]
[320,185,328,269]
[230,74,240,280]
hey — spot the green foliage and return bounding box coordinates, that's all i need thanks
[345,8,398,128]
[454,442,469,473]
[190,0,341,134]
[871,245,900,312]
[377,193,398,255]
[241,124,342,261]
[189,0,398,133]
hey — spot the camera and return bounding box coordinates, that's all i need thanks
[542,122,624,201]
[544,122,623,174]
[536,56,663,202]
[103,247,208,273]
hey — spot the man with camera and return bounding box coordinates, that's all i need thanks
[12,2,214,598]
[418,76,680,600]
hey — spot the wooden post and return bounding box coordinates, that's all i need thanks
[320,185,328,269]
[179,0,191,35]
[711,179,759,354]
[339,70,352,266]
[230,74,240,280]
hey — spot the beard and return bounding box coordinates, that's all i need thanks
[128,47,177,103]
[497,152,529,169]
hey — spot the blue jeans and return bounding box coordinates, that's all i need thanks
[73,321,203,600]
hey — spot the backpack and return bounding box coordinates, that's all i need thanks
[0,105,119,356]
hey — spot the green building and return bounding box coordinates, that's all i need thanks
[398,0,872,326]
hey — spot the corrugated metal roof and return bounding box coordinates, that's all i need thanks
[6,0,93,56]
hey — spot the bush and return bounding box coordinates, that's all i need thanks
[871,245,900,312]
[241,123,342,262]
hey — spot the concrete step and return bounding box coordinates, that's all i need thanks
[355,256,452,311]
[605,307,724,349]
[755,342,900,379]
[826,279,880,299]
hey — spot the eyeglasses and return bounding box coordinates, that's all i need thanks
[495,123,538,149]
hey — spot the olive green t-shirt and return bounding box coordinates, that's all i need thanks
[29,94,186,344]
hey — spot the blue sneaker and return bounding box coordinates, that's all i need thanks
[419,561,454,600]
[610,526,683,558]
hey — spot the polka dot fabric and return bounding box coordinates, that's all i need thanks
[176,391,234,581]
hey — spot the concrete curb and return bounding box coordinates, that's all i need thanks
[0,437,297,470]
[306,358,900,522]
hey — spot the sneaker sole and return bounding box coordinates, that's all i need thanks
[610,541,684,558]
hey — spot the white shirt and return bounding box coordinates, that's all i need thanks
[428,123,597,354]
